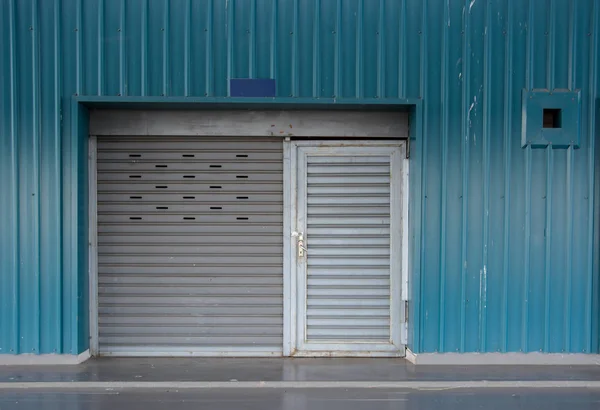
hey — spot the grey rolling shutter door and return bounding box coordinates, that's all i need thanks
[306,155,391,343]
[96,137,283,355]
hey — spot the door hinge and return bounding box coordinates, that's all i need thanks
[401,300,409,345]
[405,137,410,159]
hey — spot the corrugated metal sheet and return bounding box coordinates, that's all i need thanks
[411,0,600,354]
[96,136,283,355]
[305,154,392,343]
[0,0,599,355]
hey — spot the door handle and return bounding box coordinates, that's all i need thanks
[292,231,307,257]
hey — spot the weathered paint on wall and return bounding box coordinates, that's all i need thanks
[412,0,600,354]
[0,0,599,355]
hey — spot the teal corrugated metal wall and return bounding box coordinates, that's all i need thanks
[0,0,599,355]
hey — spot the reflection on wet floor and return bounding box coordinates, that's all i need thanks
[2,358,600,383]
[1,388,600,410]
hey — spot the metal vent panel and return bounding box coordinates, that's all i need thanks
[305,155,392,343]
[96,136,283,355]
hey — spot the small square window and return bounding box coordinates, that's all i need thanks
[521,89,581,148]
[543,108,562,129]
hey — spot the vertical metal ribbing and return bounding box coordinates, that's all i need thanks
[270,0,278,80]
[376,0,385,98]
[567,0,576,91]
[523,148,532,352]
[419,0,428,351]
[162,0,170,96]
[7,0,19,354]
[184,0,191,96]
[119,0,126,95]
[53,0,63,353]
[333,0,341,97]
[543,0,555,353]
[544,145,553,352]
[356,0,363,99]
[312,0,320,97]
[438,0,450,352]
[459,0,470,353]
[398,0,406,98]
[74,0,85,352]
[547,0,555,90]
[522,0,535,353]
[226,0,234,96]
[97,0,104,95]
[585,0,599,353]
[291,0,299,95]
[480,0,492,352]
[564,0,577,353]
[205,0,213,96]
[523,147,532,352]
[249,0,257,79]
[525,0,534,88]
[564,2,578,352]
[501,0,513,352]
[31,0,42,353]
[141,0,148,96]
[76,0,82,94]
[565,145,574,351]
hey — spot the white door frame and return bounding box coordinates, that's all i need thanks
[283,140,408,357]
[88,135,99,356]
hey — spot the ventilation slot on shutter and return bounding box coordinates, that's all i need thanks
[237,217,249,221]
[237,196,249,200]
[155,185,168,189]
[130,196,142,199]
[182,154,195,158]
[236,154,248,158]
[210,165,222,168]
[183,217,196,220]
[156,206,168,210]
[183,175,195,179]
[210,207,222,210]
[236,175,248,179]
[129,154,141,158]
[155,164,168,168]
[210,186,222,189]
[129,175,141,179]
[183,196,195,199]
[129,217,142,220]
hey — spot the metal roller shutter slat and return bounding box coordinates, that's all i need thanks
[97,136,283,354]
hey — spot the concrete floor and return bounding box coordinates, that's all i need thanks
[1,358,600,383]
[1,388,600,410]
[2,359,600,409]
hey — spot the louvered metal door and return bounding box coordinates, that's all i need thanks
[96,137,283,356]
[291,142,405,356]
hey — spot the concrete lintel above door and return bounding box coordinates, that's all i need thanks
[89,110,409,138]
